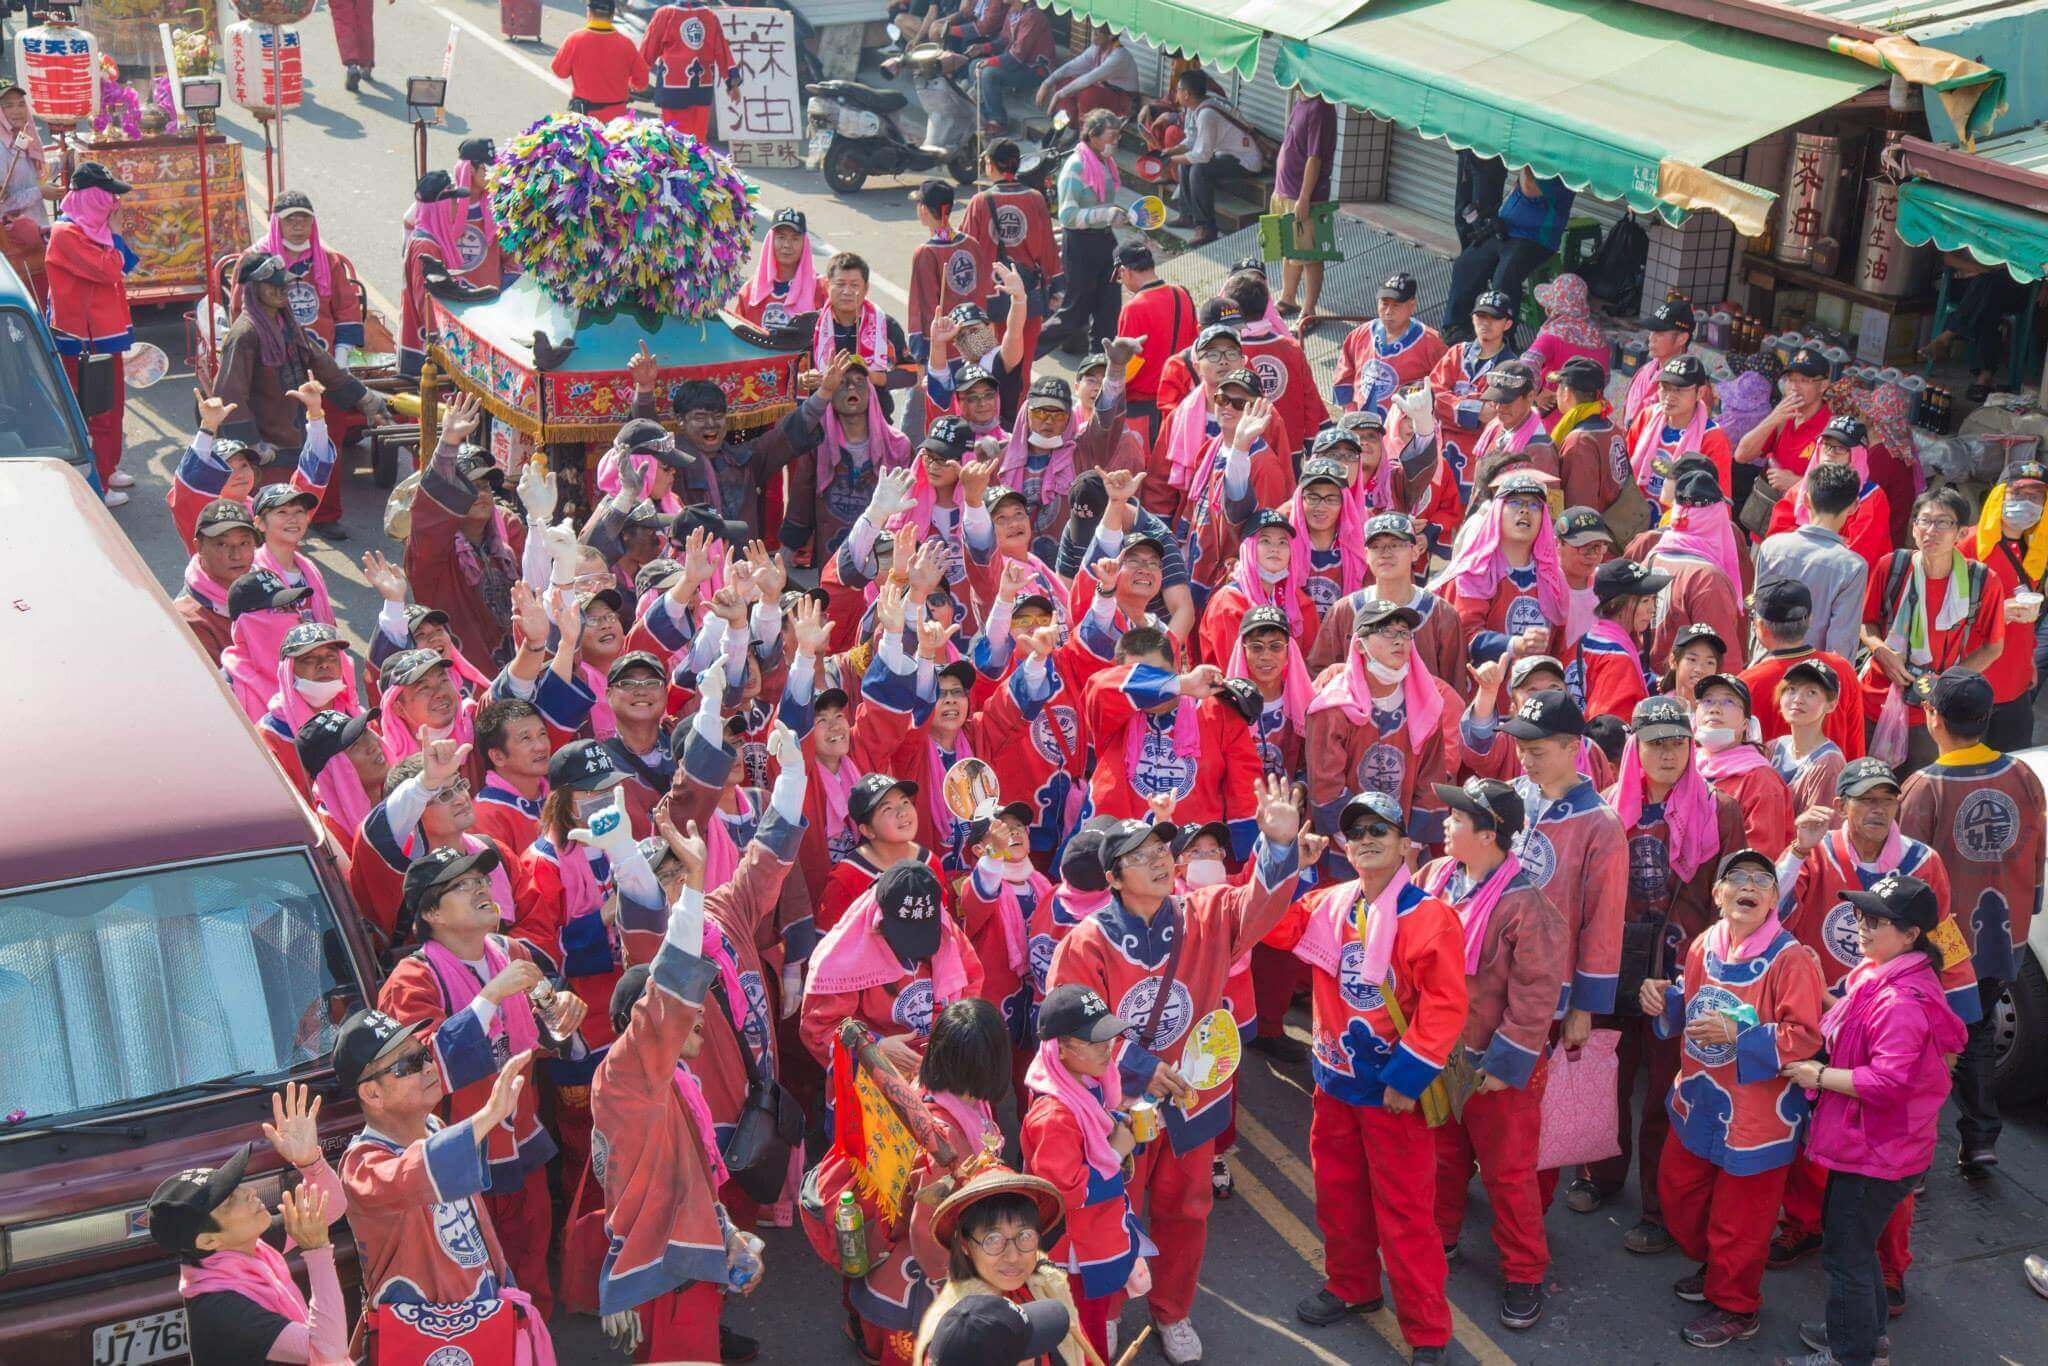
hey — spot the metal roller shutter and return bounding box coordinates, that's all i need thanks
[1386,125,1458,221]
[1233,42,1290,142]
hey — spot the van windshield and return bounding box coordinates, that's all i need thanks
[0,852,365,1125]
[0,306,90,466]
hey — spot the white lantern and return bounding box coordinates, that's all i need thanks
[12,18,100,123]
[224,21,302,114]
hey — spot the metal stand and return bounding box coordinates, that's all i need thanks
[194,116,216,322]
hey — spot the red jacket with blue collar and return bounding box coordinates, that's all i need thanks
[44,220,135,353]
[1083,661,1261,853]
[1507,774,1628,1016]
[1778,830,1979,1022]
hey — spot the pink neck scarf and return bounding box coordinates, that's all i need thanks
[1306,646,1443,750]
[574,660,618,740]
[807,883,969,998]
[1055,885,1113,923]
[223,610,301,722]
[550,836,605,926]
[1426,855,1522,974]
[1161,386,1214,490]
[672,1062,730,1188]
[1024,1039,1122,1178]
[1479,408,1543,461]
[706,792,750,890]
[1074,141,1118,201]
[58,186,117,246]
[1830,825,1904,877]
[1709,910,1784,964]
[452,159,496,252]
[263,216,333,297]
[269,655,364,737]
[812,747,858,845]
[1612,738,1718,882]
[1286,484,1366,597]
[313,738,377,836]
[700,920,750,1042]
[380,685,475,762]
[1229,546,1303,635]
[818,383,913,494]
[254,543,335,625]
[815,300,887,371]
[1791,448,1872,526]
[1294,870,1410,983]
[1227,632,1312,733]
[1123,698,1200,775]
[998,414,1078,513]
[1822,950,1937,1051]
[1429,499,1569,625]
[182,557,232,615]
[927,1089,997,1155]
[982,859,1047,975]
[1631,399,1710,487]
[1260,303,1294,342]
[422,936,542,1058]
[594,448,681,516]
[179,1241,307,1323]
[1697,738,1774,783]
[1625,360,1664,429]
[411,196,467,266]
[1655,502,1743,597]
[1585,617,1646,690]
[742,232,820,311]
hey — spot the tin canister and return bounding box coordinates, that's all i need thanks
[1127,1097,1162,1144]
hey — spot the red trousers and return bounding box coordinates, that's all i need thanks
[635,1279,721,1363]
[1586,1016,1680,1217]
[1778,1151,1913,1286]
[661,105,715,140]
[1053,85,1136,125]
[1657,1137,1788,1315]
[63,353,124,484]
[1310,1091,1452,1348]
[328,0,375,69]
[1067,1275,1124,1361]
[1129,1134,1215,1324]
[1435,1077,1549,1283]
[485,1164,555,1322]
[1251,944,1306,1038]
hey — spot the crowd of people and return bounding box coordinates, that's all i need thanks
[14,6,2042,1365]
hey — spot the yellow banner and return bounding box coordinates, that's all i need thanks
[850,1061,919,1224]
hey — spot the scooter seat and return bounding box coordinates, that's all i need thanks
[811,80,909,114]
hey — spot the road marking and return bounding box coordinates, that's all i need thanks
[1196,1284,1355,1366]
[1233,1108,1520,1366]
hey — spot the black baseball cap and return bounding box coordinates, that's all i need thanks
[1432,777,1524,839]
[923,414,973,459]
[1173,819,1230,857]
[1243,507,1294,541]
[1785,347,1830,378]
[849,772,918,826]
[1659,354,1710,388]
[1101,817,1176,868]
[770,206,807,234]
[458,136,496,166]
[280,621,344,660]
[876,860,945,961]
[402,844,503,928]
[1839,872,1940,937]
[607,649,667,686]
[1114,241,1155,271]
[1672,621,1727,657]
[1753,577,1812,624]
[954,362,998,394]
[414,169,470,203]
[1674,469,1722,507]
[910,177,955,211]
[72,161,132,196]
[296,706,379,783]
[1218,366,1260,397]
[196,498,258,538]
[1500,687,1587,740]
[624,499,679,534]
[617,415,680,458]
[926,1294,1072,1366]
[1193,323,1241,355]
[936,659,977,694]
[634,558,684,597]
[1836,756,1900,799]
[1309,426,1361,457]
[1378,272,1418,302]
[1472,290,1514,319]
[380,647,448,690]
[1554,355,1608,395]
[1059,817,1117,892]
[549,738,626,793]
[1556,506,1612,546]
[1641,299,1695,332]
[1594,556,1671,603]
[332,1007,429,1090]
[1353,597,1423,633]
[579,586,630,620]
[1629,695,1693,742]
[1717,847,1776,882]
[1036,984,1130,1043]
[145,1143,253,1256]
[1783,657,1840,697]
[1300,457,1350,490]
[227,569,309,620]
[1930,667,1994,728]
[672,504,751,547]
[984,483,1028,515]
[1025,376,1073,412]
[1339,789,1405,837]
[1014,591,1058,616]
[1696,672,1753,714]
[251,481,319,515]
[1821,415,1867,448]
[1239,603,1290,640]
[1480,363,1536,402]
[1364,511,1420,543]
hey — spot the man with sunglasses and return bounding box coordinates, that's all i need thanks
[349,738,531,950]
[1273,791,1465,1362]
[377,845,588,1324]
[333,1008,552,1361]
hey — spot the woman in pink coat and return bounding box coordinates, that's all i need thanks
[1777,872,1966,1366]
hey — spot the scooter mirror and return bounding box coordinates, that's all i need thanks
[886,20,901,42]
[1052,108,1071,131]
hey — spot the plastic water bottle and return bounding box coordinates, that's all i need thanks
[728,1231,765,1291]
[835,1191,870,1278]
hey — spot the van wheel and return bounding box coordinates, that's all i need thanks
[1993,951,2048,1107]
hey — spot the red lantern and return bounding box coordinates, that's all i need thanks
[12,19,101,123]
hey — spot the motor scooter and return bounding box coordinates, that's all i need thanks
[805,41,978,194]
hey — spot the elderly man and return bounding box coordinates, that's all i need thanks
[172,499,260,664]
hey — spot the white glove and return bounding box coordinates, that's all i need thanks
[869,465,914,523]
[767,720,802,772]
[668,884,706,958]
[1395,381,1438,441]
[566,790,637,861]
[780,959,804,1017]
[516,462,557,525]
[601,1309,643,1354]
[539,517,581,588]
[695,657,728,715]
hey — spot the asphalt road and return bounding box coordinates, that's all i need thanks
[102,4,2048,1359]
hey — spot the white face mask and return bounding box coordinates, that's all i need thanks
[295,676,346,706]
[1183,857,1228,888]
[1366,657,1408,686]
[2006,498,2042,532]
[1696,725,1739,752]
[1258,562,1289,584]
[1026,429,1066,450]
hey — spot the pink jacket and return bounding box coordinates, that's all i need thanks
[1805,954,1967,1181]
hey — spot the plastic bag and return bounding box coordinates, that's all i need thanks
[1537,1030,1622,1171]
[1870,682,1910,767]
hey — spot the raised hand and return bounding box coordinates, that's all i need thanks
[567,788,634,852]
[1298,831,1330,866]
[819,349,857,399]
[261,1082,324,1168]
[552,590,584,650]
[917,615,958,660]
[361,549,409,604]
[1103,335,1141,373]
[1021,623,1061,661]
[747,541,788,600]
[695,654,727,715]
[870,464,915,523]
[1234,395,1275,451]
[992,260,1026,303]
[790,596,832,654]
[960,455,998,509]
[997,557,1035,603]
[440,392,483,446]
[678,526,713,594]
[1394,381,1438,439]
[470,1050,534,1138]
[512,581,550,648]
[1468,657,1504,699]
[767,720,803,772]
[1146,790,1177,823]
[874,580,908,635]
[290,377,326,414]
[1793,806,1833,853]
[516,461,557,524]
[906,538,946,597]
[1253,773,1302,845]
[539,516,581,586]
[1102,468,1145,506]
[627,339,660,393]
[1086,553,1123,596]
[197,390,237,435]
[708,584,750,626]
[278,1183,330,1251]
[929,310,960,353]
[422,739,471,791]
[614,443,646,504]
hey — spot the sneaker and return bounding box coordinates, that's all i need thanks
[1681,1307,1759,1348]
[1673,1268,1708,1303]
[1211,1155,1234,1200]
[1500,1281,1543,1330]
[102,489,129,508]
[1798,1321,1888,1365]
[719,1327,759,1363]
[1295,1288,1384,1326]
[1958,1146,1998,1180]
[1248,1033,1309,1065]
[106,469,135,489]
[1624,1219,1675,1254]
[1768,1231,1823,1269]
[1411,1350,1447,1365]
[344,63,361,92]
[1565,1178,1607,1214]
[1886,1283,1905,1317]
[1155,1317,1202,1365]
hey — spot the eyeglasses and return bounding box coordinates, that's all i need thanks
[365,1049,431,1083]
[1914,517,1959,533]
[1344,820,1398,841]
[1366,627,1414,643]
[430,778,472,804]
[582,607,622,626]
[970,1227,1041,1257]
[445,873,494,901]
[1855,911,1903,931]
[1216,394,1251,412]
[1720,869,1775,891]
[1119,841,1173,870]
[1197,349,1242,366]
[612,676,665,695]
[1302,492,1345,510]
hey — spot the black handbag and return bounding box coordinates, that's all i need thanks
[1614,916,1673,1018]
[709,976,804,1205]
[73,348,117,419]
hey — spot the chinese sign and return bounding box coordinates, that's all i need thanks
[716,7,802,161]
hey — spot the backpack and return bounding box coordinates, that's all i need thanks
[1586,215,1650,314]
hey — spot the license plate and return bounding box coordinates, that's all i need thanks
[91,1309,188,1366]
[808,128,833,161]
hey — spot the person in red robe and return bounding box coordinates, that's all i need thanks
[639,3,741,140]
[1333,271,1447,414]
[1691,674,1796,857]
[1763,415,1893,573]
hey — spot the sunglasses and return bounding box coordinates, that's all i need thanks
[1343,820,1399,841]
[366,1049,431,1083]
[430,778,472,804]
[1216,393,1252,412]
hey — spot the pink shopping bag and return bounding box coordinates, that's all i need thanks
[1537,1028,1623,1171]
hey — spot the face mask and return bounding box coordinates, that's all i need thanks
[1258,562,1288,585]
[1696,725,1739,752]
[1366,657,1408,686]
[1026,429,1066,450]
[2006,499,2042,531]
[281,232,312,253]
[1183,857,1227,888]
[295,676,346,706]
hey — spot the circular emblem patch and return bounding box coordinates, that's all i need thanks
[682,16,706,45]
[1516,829,1557,887]
[1337,940,1387,1011]
[1505,593,1548,637]
[1628,833,1670,903]
[1355,743,1406,799]
[455,224,487,273]
[1954,789,2020,863]
[1027,933,1055,994]
[425,1350,475,1366]
[285,278,319,325]
[1819,901,1864,967]
[1117,976,1195,1049]
[1031,704,1078,764]
[1132,726,1198,800]
[433,1197,490,1269]
[761,301,792,329]
[993,204,1028,247]
[1357,358,1398,412]
[1684,984,1743,1066]
[893,978,936,1035]
[944,247,979,295]
[1250,354,1288,399]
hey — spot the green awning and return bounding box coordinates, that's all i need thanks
[1273,0,1885,234]
[1897,179,2048,283]
[1037,0,1264,75]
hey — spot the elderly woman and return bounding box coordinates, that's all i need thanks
[1778,873,1966,1366]
[914,1167,1093,1366]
